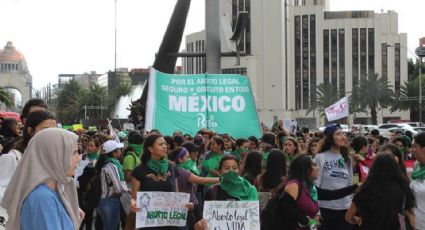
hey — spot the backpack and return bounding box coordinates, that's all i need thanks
[82,171,102,210]
[260,181,301,230]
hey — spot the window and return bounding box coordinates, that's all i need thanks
[232,0,251,55]
[331,29,338,92]
[302,15,309,109]
[323,29,330,84]
[395,43,401,96]
[310,15,316,109]
[368,28,375,74]
[339,29,345,98]
[360,28,367,80]
[382,43,388,79]
[295,15,301,110]
[352,28,359,87]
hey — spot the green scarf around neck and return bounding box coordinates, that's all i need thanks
[202,152,223,177]
[147,158,169,175]
[178,159,200,175]
[411,164,425,180]
[87,151,99,161]
[304,181,318,202]
[233,148,249,161]
[129,144,143,157]
[107,157,124,181]
[220,171,259,201]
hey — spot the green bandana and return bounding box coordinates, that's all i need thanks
[233,148,249,161]
[399,147,405,159]
[411,164,425,180]
[338,157,345,168]
[178,159,200,175]
[107,157,124,181]
[147,158,169,175]
[129,144,143,157]
[220,171,259,201]
[304,181,318,202]
[202,152,223,177]
[87,151,99,161]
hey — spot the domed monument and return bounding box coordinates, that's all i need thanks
[0,41,32,108]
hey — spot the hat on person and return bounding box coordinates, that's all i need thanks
[324,123,342,136]
[102,140,124,154]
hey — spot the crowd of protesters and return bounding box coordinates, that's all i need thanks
[1,101,425,230]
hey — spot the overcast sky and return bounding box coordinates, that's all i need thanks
[0,0,423,90]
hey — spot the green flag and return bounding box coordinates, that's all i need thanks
[145,68,262,138]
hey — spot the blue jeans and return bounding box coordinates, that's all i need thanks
[96,196,121,230]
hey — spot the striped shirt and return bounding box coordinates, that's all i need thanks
[100,163,126,199]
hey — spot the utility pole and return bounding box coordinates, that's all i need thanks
[205,0,221,74]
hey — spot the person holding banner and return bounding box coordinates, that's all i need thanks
[314,123,354,230]
[204,155,258,201]
[410,132,425,230]
[170,147,220,230]
[130,134,182,230]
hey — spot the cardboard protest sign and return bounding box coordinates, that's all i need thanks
[136,192,190,228]
[325,97,349,122]
[203,201,260,230]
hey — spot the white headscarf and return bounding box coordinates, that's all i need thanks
[1,128,80,230]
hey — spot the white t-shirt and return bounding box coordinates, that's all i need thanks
[411,178,425,230]
[314,151,353,210]
[0,150,22,202]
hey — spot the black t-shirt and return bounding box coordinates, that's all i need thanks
[131,163,180,230]
[204,184,239,201]
[131,163,179,192]
[352,185,414,230]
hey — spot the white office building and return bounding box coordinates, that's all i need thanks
[182,0,408,128]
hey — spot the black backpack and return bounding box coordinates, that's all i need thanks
[260,183,302,230]
[82,170,102,210]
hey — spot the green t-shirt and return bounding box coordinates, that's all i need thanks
[123,152,141,171]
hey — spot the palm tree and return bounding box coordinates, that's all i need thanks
[86,84,108,119]
[306,82,338,117]
[392,76,424,121]
[56,79,87,123]
[357,73,395,125]
[115,82,133,98]
[0,87,13,107]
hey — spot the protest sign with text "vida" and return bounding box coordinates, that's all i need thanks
[136,192,190,228]
[144,68,262,138]
[203,201,260,230]
[324,97,349,122]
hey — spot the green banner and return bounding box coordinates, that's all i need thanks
[145,68,262,138]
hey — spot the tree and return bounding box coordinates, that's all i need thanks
[115,82,133,98]
[0,87,13,107]
[56,79,87,124]
[392,76,425,121]
[85,84,108,119]
[357,73,395,125]
[306,82,338,118]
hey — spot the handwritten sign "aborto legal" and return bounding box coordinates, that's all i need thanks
[136,192,190,228]
[203,201,260,230]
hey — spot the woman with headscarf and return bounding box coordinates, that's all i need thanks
[1,128,82,230]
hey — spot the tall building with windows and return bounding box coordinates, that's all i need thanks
[183,0,408,128]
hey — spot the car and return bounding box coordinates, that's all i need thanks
[362,125,379,133]
[414,127,425,133]
[378,124,401,130]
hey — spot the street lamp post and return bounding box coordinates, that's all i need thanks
[416,46,425,125]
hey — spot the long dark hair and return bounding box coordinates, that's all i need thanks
[16,110,56,153]
[218,154,240,171]
[356,153,415,229]
[320,130,350,165]
[0,118,18,138]
[306,137,320,156]
[381,144,408,180]
[242,151,262,178]
[141,134,163,164]
[288,155,313,183]
[95,152,114,173]
[261,149,286,190]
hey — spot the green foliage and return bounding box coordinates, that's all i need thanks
[0,87,13,107]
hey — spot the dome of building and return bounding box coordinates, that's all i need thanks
[0,41,25,62]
